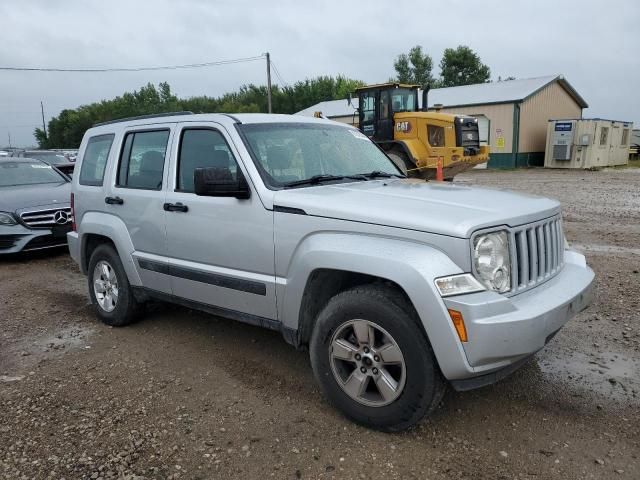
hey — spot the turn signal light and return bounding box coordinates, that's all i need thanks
[448,309,468,342]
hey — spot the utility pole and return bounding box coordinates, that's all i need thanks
[265,52,272,114]
[40,101,48,141]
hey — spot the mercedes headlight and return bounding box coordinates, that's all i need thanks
[0,212,17,226]
[473,231,511,293]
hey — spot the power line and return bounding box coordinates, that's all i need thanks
[270,60,289,88]
[0,55,265,73]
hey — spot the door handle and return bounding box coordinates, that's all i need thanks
[163,202,189,213]
[105,196,124,205]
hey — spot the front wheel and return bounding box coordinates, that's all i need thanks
[386,150,411,175]
[309,285,446,431]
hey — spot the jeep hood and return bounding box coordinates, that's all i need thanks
[272,179,560,238]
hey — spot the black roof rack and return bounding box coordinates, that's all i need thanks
[220,113,242,124]
[93,111,194,127]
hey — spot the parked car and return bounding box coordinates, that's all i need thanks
[18,150,75,176]
[0,158,72,253]
[68,113,594,431]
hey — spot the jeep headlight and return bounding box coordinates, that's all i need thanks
[473,231,511,293]
[0,212,17,226]
[435,274,485,297]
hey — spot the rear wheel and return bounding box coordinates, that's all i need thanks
[88,244,142,327]
[310,285,446,431]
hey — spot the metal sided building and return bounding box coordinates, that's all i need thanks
[428,75,588,168]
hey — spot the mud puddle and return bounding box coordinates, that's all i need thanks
[538,351,640,403]
[0,324,95,375]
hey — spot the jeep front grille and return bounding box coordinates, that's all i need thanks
[20,207,72,229]
[511,216,564,294]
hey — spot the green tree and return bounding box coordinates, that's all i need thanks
[393,46,435,86]
[438,46,491,87]
[35,76,365,148]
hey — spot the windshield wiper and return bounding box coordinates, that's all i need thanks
[283,174,366,189]
[356,170,405,179]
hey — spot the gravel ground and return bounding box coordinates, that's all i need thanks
[1,168,639,480]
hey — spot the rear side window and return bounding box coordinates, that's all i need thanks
[427,125,445,147]
[117,130,169,190]
[78,134,115,186]
[177,129,238,193]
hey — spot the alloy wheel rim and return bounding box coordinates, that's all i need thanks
[329,319,406,407]
[93,260,119,313]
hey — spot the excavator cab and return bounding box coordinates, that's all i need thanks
[356,83,420,142]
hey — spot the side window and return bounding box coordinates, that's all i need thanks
[599,127,609,146]
[78,134,115,186]
[177,129,238,193]
[360,92,375,123]
[621,129,629,146]
[117,130,169,190]
[427,125,445,147]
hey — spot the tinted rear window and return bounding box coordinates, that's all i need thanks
[117,130,169,190]
[79,134,115,186]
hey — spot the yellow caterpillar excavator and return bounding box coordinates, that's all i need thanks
[354,83,489,179]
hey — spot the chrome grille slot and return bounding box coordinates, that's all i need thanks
[510,215,564,294]
[20,207,72,229]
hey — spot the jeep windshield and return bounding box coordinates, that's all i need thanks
[239,122,403,189]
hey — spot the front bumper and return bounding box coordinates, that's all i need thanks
[442,249,594,386]
[0,223,70,254]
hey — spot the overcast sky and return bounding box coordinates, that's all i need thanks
[1,0,638,147]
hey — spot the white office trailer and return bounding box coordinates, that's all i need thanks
[544,118,633,169]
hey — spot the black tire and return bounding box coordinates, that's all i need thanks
[309,284,446,432]
[386,150,411,175]
[87,243,142,327]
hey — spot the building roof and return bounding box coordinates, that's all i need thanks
[428,75,588,109]
[296,98,358,118]
[296,75,588,118]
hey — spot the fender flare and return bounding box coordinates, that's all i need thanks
[78,211,142,286]
[278,232,472,379]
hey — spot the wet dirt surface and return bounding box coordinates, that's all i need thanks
[1,168,639,479]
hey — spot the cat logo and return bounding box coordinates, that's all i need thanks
[395,121,411,133]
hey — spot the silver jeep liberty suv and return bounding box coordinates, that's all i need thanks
[68,112,594,431]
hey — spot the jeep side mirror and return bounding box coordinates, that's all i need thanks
[193,167,250,199]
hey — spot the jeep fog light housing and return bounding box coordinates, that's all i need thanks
[0,212,17,226]
[435,274,485,297]
[473,231,511,293]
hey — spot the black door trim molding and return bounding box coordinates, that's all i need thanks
[137,259,267,296]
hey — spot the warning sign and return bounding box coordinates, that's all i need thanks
[496,137,505,149]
